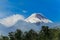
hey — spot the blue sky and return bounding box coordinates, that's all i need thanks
[0,0,60,22]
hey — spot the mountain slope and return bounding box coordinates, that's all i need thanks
[9,20,40,32]
[25,13,53,23]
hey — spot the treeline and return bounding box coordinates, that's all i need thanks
[0,26,60,40]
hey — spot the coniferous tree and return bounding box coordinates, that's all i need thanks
[8,32,15,40]
[14,29,22,40]
[39,26,50,40]
[2,36,9,40]
[24,29,38,40]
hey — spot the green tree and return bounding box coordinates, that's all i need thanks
[14,29,22,40]
[8,32,15,40]
[2,36,9,40]
[39,26,50,40]
[24,29,38,40]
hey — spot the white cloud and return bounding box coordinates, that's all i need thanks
[22,10,27,13]
[0,14,24,27]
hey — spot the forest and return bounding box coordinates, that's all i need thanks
[0,26,60,40]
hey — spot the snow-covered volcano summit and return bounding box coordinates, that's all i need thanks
[25,13,53,23]
[0,13,53,27]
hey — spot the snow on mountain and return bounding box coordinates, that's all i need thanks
[25,13,53,23]
[0,14,24,27]
[0,13,53,27]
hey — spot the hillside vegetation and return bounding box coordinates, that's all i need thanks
[0,26,60,40]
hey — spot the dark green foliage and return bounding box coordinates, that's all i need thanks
[14,29,22,40]
[8,32,15,40]
[39,26,54,40]
[2,36,9,40]
[8,29,22,40]
[24,29,38,40]
[1,26,60,40]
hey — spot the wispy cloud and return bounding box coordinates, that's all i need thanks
[0,14,24,27]
[22,10,27,13]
